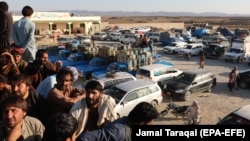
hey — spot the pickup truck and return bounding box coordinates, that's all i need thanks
[224,37,250,62]
[49,51,88,67]
[76,56,110,80]
[92,59,173,78]
[204,43,229,59]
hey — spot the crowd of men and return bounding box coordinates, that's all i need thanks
[0,2,160,141]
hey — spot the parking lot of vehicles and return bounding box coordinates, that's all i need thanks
[164,69,216,101]
[104,79,163,118]
[217,104,250,125]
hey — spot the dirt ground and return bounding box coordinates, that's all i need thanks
[102,16,250,29]
[153,46,250,125]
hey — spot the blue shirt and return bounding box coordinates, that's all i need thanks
[77,117,131,141]
[12,17,37,62]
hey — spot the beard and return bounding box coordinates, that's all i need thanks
[86,96,101,109]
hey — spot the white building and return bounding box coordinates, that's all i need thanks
[13,12,101,35]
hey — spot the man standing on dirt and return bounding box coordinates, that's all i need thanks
[12,5,37,63]
[199,51,205,69]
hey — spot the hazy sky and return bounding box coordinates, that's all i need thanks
[6,0,250,14]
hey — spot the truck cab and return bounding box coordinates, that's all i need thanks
[224,36,250,62]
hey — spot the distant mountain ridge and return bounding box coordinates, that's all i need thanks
[12,10,250,17]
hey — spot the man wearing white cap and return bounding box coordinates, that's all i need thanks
[69,79,117,137]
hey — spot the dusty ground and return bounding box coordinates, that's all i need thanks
[153,47,250,125]
[102,16,250,29]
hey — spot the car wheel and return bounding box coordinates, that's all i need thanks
[150,100,158,107]
[207,84,213,93]
[183,91,191,101]
[239,81,248,89]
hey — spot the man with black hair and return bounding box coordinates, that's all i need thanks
[42,113,78,141]
[76,102,159,141]
[0,1,13,50]
[0,95,44,141]
[12,5,36,63]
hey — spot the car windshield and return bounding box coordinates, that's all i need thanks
[104,87,127,103]
[107,63,118,71]
[186,45,193,49]
[136,69,150,77]
[229,48,241,53]
[168,43,177,47]
[174,72,195,84]
[89,58,101,66]
[217,113,250,125]
[67,54,76,61]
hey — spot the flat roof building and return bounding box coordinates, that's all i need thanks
[13,12,101,36]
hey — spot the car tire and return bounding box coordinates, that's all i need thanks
[207,84,213,93]
[150,100,158,107]
[239,81,248,89]
[183,91,191,101]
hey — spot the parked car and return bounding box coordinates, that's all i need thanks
[236,69,250,89]
[77,72,137,90]
[75,35,92,44]
[217,105,250,125]
[178,42,205,56]
[163,41,188,54]
[136,63,183,88]
[203,43,230,59]
[76,57,110,80]
[164,69,216,101]
[119,34,136,44]
[104,79,163,118]
[57,36,74,45]
[109,32,122,41]
[52,52,88,67]
[144,32,161,42]
[91,32,108,40]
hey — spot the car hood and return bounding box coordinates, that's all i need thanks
[164,46,175,49]
[167,80,189,90]
[179,49,191,53]
[225,52,239,56]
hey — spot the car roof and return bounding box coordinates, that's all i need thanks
[187,42,204,46]
[97,72,136,82]
[138,63,173,70]
[232,105,250,120]
[184,69,212,75]
[115,79,157,92]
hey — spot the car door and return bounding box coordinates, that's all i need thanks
[199,74,211,92]
[118,90,139,117]
[189,75,201,93]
